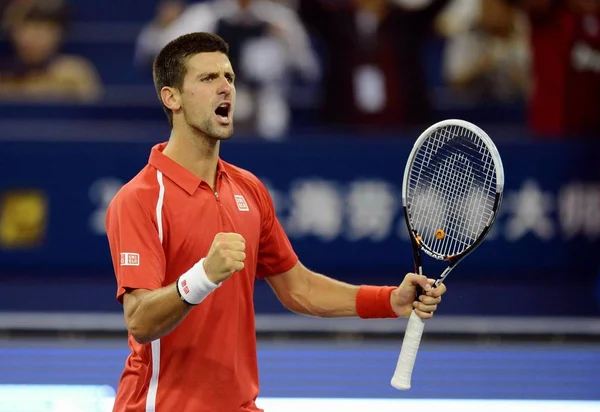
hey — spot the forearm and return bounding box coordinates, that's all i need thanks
[126,283,193,344]
[269,263,398,319]
[284,272,360,317]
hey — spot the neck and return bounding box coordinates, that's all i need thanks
[163,126,220,189]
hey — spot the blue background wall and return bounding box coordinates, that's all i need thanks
[1,137,598,316]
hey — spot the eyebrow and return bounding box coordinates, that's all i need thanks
[197,71,235,79]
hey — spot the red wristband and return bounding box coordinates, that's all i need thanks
[356,285,398,319]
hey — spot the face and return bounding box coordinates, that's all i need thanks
[176,52,236,141]
[12,20,62,65]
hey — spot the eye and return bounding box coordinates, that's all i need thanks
[201,73,218,82]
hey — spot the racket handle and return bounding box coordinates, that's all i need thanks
[415,285,424,301]
[390,310,425,390]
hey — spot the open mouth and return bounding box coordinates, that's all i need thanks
[215,102,231,124]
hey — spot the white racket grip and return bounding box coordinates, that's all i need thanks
[390,310,425,390]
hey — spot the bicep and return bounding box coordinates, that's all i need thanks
[255,180,298,278]
[106,193,166,303]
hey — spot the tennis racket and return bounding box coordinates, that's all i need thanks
[390,119,504,390]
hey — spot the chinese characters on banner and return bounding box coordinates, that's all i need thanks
[88,176,600,243]
[264,178,600,243]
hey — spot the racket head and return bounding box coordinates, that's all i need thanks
[401,119,504,263]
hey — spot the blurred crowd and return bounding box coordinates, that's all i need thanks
[0,0,102,101]
[0,0,599,139]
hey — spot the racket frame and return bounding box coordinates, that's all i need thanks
[401,119,504,283]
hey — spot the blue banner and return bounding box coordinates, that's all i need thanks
[1,138,599,314]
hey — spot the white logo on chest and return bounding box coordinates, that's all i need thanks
[234,195,250,211]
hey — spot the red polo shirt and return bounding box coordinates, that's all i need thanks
[105,142,298,412]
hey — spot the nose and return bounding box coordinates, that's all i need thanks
[217,75,232,96]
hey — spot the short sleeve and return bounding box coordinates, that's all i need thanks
[255,181,298,279]
[105,189,166,303]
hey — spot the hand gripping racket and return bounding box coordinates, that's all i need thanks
[390,119,504,390]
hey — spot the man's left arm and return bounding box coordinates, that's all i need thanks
[252,176,446,320]
[266,261,446,319]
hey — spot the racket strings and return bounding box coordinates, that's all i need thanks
[426,127,495,254]
[439,152,475,256]
[442,128,495,254]
[411,128,475,253]
[407,125,497,257]
[427,147,475,254]
[426,131,493,254]
[466,142,496,242]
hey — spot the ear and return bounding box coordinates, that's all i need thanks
[160,86,181,112]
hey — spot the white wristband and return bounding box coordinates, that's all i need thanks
[176,258,220,305]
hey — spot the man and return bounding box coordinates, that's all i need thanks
[105,32,446,412]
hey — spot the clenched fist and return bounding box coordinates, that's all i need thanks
[203,233,246,284]
[390,274,446,319]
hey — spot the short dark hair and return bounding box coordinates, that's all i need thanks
[152,32,229,126]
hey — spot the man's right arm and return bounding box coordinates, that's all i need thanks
[122,230,247,344]
[106,188,247,344]
[122,285,194,344]
[105,189,176,344]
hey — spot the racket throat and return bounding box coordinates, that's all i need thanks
[435,266,453,287]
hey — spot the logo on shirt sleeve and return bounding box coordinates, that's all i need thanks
[234,194,250,212]
[120,252,140,266]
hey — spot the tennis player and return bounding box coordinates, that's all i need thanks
[105,32,447,412]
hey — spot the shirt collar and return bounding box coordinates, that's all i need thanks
[148,142,228,196]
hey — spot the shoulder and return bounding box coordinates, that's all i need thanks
[221,160,273,206]
[108,166,161,217]
[222,160,265,188]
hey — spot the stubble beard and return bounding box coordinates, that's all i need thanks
[202,118,234,141]
[185,110,234,142]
